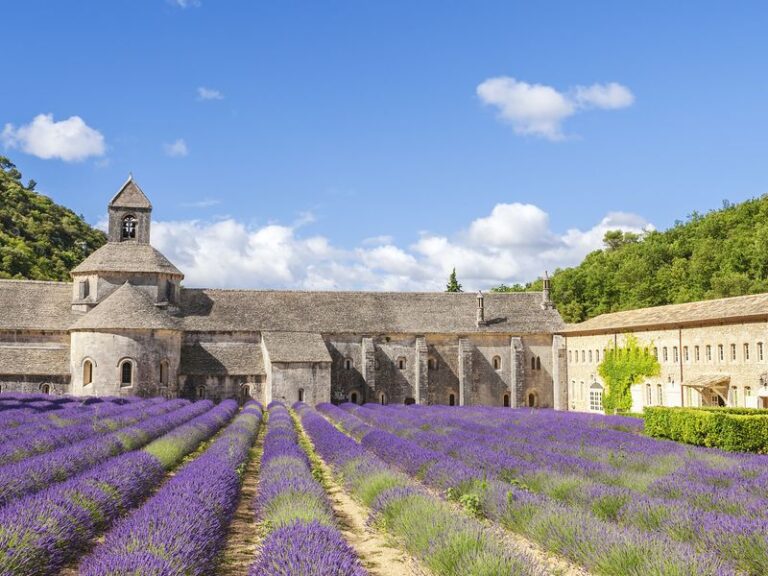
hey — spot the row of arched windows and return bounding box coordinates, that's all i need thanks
[81,358,170,387]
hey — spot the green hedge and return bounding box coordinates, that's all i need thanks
[644,407,768,453]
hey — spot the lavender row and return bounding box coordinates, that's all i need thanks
[297,402,542,576]
[0,394,133,428]
[369,403,768,519]
[0,396,164,444]
[0,400,237,576]
[325,403,735,576]
[356,404,768,575]
[0,398,175,465]
[0,399,204,506]
[248,402,366,576]
[78,401,262,575]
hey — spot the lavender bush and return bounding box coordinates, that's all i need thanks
[0,400,236,576]
[248,402,367,576]
[78,401,261,576]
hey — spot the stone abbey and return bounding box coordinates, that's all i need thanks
[2,178,767,411]
[0,179,566,407]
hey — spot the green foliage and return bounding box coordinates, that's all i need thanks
[546,195,768,322]
[445,267,463,292]
[0,156,106,281]
[644,407,768,453]
[598,335,660,413]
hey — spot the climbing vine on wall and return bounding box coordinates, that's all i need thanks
[598,334,660,413]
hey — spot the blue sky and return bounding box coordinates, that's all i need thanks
[3,1,768,290]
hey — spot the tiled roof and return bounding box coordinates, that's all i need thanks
[262,332,331,363]
[0,280,76,331]
[70,283,180,331]
[109,177,152,209]
[561,292,768,335]
[0,345,70,376]
[71,243,183,277]
[180,341,264,375]
[179,290,564,334]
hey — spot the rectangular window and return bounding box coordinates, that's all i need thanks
[706,345,712,361]
[595,349,600,362]
[673,346,679,363]
[694,346,700,361]
[582,350,586,362]
[731,387,738,407]
[663,347,668,362]
[589,389,603,412]
[730,344,736,361]
[718,345,724,361]
[657,384,663,406]
[653,347,658,359]
[646,383,652,405]
[759,342,764,361]
[683,346,689,362]
[744,343,750,361]
[589,350,593,363]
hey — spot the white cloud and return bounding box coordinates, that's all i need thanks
[197,87,224,101]
[164,138,188,158]
[477,77,634,140]
[150,203,652,291]
[171,0,201,7]
[1,113,106,162]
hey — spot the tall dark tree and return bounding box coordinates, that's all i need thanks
[446,268,463,292]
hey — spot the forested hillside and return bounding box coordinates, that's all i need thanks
[0,156,106,281]
[494,197,768,323]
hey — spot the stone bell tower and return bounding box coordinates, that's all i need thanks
[108,176,152,244]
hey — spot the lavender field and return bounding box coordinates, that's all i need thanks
[0,393,765,576]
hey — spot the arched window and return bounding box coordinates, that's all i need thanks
[298,388,304,402]
[350,391,358,404]
[397,357,406,370]
[493,356,502,370]
[527,392,537,408]
[344,358,353,370]
[657,383,663,406]
[121,215,137,240]
[159,360,169,386]
[40,383,51,395]
[531,356,536,370]
[449,393,456,406]
[120,360,134,387]
[428,357,438,370]
[380,393,386,405]
[536,357,541,371]
[240,384,251,404]
[503,394,510,408]
[646,383,652,405]
[197,385,206,400]
[83,359,93,386]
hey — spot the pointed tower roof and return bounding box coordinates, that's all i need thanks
[109,176,152,209]
[70,283,179,331]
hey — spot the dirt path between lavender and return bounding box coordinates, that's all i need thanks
[217,418,267,576]
[293,414,432,576]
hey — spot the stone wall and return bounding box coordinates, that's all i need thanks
[70,329,181,398]
[270,362,331,406]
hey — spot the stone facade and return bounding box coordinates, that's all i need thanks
[0,179,565,407]
[563,309,768,412]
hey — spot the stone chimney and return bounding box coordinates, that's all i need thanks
[541,271,554,310]
[476,290,485,327]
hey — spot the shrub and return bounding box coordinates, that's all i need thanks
[644,407,768,453]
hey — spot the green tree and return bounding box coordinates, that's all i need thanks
[0,155,106,281]
[445,268,463,292]
[598,334,660,413]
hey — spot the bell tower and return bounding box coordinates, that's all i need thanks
[108,175,152,244]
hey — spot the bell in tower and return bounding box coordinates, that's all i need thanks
[108,175,153,244]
